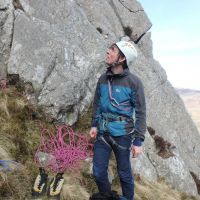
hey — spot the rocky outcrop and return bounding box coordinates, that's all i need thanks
[8,0,107,123]
[0,0,14,79]
[0,0,199,197]
[141,80,200,196]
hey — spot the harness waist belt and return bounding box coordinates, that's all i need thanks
[101,113,133,122]
[115,116,130,122]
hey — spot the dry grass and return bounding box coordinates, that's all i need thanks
[0,168,32,200]
[61,175,90,200]
[134,175,197,200]
[0,87,45,199]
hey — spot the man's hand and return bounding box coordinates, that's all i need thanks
[131,145,142,158]
[89,127,97,139]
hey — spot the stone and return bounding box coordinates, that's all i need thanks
[8,0,106,123]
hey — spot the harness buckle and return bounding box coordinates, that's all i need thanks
[117,116,122,121]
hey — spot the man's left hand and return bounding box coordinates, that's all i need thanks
[131,145,142,158]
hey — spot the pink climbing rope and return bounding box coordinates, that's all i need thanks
[34,124,93,172]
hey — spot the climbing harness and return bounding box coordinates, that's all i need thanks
[98,135,131,151]
[97,112,136,151]
[97,112,134,135]
[108,135,130,151]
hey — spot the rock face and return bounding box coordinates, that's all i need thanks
[0,0,200,197]
[0,0,14,79]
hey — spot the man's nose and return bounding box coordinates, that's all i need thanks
[106,48,110,54]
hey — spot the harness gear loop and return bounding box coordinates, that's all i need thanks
[101,112,133,122]
[98,135,130,151]
[99,112,134,135]
[99,135,111,149]
[108,135,130,151]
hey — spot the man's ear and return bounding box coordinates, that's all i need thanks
[119,56,126,63]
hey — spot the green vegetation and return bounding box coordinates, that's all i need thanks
[0,85,52,199]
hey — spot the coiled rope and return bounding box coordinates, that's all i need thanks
[35,124,93,172]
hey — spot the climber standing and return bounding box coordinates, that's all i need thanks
[89,40,146,200]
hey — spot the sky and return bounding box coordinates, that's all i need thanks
[138,0,200,90]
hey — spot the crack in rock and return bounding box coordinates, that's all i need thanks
[108,0,151,44]
[42,55,57,85]
[134,24,152,44]
[0,7,8,11]
[0,12,9,27]
[118,0,144,13]
[146,152,159,176]
[108,0,124,30]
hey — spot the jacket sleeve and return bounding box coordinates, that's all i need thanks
[91,79,101,127]
[133,78,146,142]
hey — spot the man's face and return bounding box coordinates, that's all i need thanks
[105,44,120,65]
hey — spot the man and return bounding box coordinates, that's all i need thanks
[89,41,146,200]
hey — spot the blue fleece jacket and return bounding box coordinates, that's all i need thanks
[91,68,146,146]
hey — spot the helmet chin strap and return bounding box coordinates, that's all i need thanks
[108,55,123,68]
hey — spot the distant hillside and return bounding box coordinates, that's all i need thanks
[176,88,200,133]
[176,88,200,96]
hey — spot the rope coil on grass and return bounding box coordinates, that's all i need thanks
[35,124,93,172]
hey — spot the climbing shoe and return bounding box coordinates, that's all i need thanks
[47,172,64,200]
[32,168,48,197]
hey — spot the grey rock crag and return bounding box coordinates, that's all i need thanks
[0,0,199,197]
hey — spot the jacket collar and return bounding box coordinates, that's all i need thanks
[106,67,129,77]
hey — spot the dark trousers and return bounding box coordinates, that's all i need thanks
[93,134,134,200]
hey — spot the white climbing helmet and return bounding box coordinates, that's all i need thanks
[115,41,137,67]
